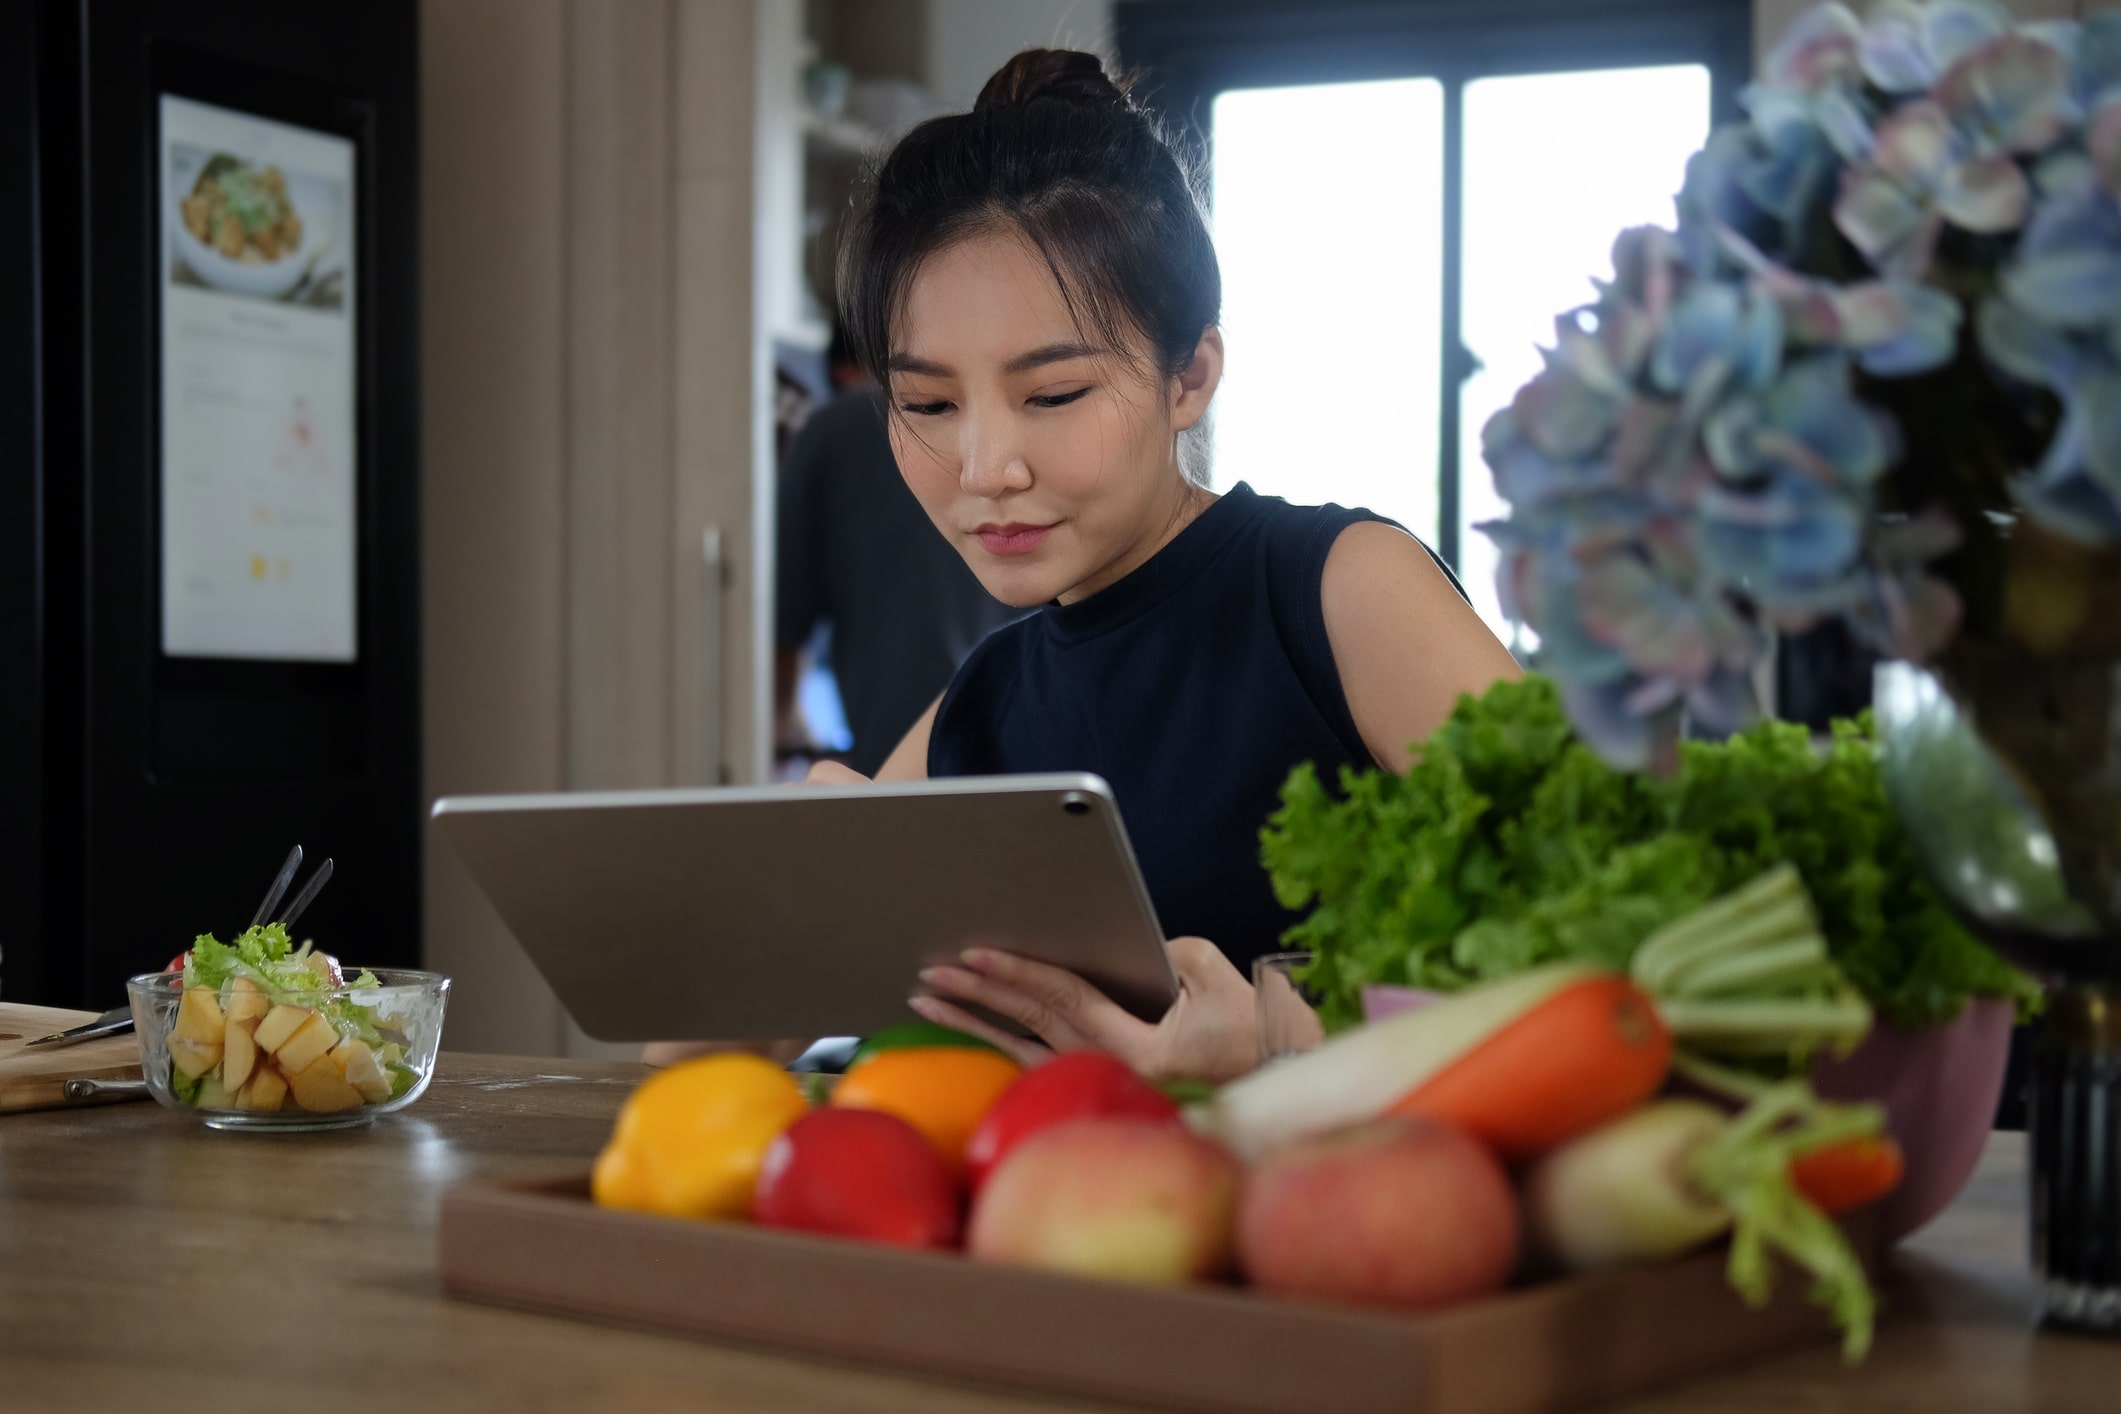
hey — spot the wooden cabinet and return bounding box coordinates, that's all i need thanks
[422,0,778,1055]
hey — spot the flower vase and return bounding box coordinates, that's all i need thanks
[1874,658,2121,1333]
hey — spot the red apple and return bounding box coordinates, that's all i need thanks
[968,1118,1242,1283]
[1239,1118,1518,1310]
[965,1052,1181,1192]
[753,1109,961,1250]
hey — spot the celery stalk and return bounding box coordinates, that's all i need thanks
[1632,865,1811,989]
[1656,997,1873,1047]
[1631,867,1874,1073]
[1672,938,1833,998]
[1669,1050,1777,1101]
[1657,910,1821,993]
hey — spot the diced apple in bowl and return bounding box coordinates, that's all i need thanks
[168,986,225,1081]
[335,1037,393,1103]
[288,1053,366,1113]
[272,1013,341,1077]
[223,1015,258,1092]
[252,1003,309,1056]
[169,993,413,1116]
[223,976,270,1025]
[158,986,420,1116]
[238,1063,290,1111]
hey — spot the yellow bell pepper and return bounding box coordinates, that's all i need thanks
[592,1053,809,1220]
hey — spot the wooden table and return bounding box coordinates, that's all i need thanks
[0,1054,2112,1412]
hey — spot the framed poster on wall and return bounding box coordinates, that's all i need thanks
[158,94,357,663]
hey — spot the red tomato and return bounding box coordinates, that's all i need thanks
[753,1109,962,1249]
[964,1052,1182,1192]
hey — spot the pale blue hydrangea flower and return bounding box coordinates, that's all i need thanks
[1484,1,2121,768]
[1834,33,2072,278]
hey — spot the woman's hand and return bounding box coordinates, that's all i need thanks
[801,756,1266,1082]
[910,938,1261,1085]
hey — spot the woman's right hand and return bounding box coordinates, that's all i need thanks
[911,937,1263,1085]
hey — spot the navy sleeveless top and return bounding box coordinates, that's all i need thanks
[928,482,1432,973]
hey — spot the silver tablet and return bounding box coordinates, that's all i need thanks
[428,773,1177,1041]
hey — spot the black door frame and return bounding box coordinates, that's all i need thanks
[1,2,48,1000]
[15,0,422,1006]
[1114,0,1752,570]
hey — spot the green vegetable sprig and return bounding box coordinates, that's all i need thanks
[1261,676,2036,1042]
[1688,1084,1885,1361]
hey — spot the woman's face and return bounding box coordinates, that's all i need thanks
[886,231,1220,607]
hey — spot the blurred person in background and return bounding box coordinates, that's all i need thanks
[775,324,1021,778]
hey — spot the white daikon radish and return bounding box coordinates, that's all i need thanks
[1524,1084,1883,1359]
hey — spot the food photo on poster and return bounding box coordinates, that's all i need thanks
[159,94,357,664]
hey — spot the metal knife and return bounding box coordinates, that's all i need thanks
[23,1007,136,1049]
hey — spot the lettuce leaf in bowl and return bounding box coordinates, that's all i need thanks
[1261,676,2037,1038]
[182,924,385,1045]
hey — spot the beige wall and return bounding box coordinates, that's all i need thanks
[421,0,569,1056]
[422,0,770,1056]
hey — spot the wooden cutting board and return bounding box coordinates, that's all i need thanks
[443,1177,1874,1414]
[0,1003,146,1113]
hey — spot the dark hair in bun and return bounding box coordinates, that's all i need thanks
[973,47,1127,111]
[838,48,1220,396]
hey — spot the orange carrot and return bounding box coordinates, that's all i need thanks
[1790,1135,1905,1216]
[1386,974,1672,1162]
[1203,963,1620,1160]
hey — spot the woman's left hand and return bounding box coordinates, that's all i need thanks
[910,937,1260,1085]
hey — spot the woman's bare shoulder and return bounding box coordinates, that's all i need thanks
[1320,521,1522,772]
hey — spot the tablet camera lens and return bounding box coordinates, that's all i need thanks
[1061,794,1092,817]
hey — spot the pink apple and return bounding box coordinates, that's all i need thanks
[1239,1118,1519,1310]
[967,1118,1243,1283]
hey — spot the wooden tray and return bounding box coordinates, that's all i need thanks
[440,1175,1870,1414]
[0,1003,144,1113]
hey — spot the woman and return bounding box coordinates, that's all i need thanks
[781,48,1521,1084]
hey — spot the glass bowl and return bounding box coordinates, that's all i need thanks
[126,968,449,1132]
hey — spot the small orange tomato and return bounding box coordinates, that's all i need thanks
[831,1047,1023,1175]
[1790,1135,1906,1216]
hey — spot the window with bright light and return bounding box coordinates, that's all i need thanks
[1458,65,1712,648]
[1207,63,1711,649]
[1211,80,1444,540]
